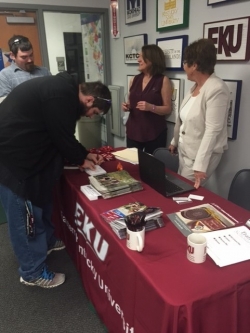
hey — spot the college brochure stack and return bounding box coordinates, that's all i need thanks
[167,203,237,237]
[100,201,165,239]
[88,170,143,199]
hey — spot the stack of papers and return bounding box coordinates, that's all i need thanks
[112,148,138,164]
[84,165,106,176]
[202,226,250,267]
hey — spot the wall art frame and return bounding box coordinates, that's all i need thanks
[203,17,250,61]
[207,0,233,5]
[223,79,242,140]
[166,78,184,123]
[156,0,190,32]
[127,75,135,93]
[156,35,188,71]
[124,34,147,64]
[125,0,146,24]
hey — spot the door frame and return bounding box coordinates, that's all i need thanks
[0,3,111,85]
[0,2,113,145]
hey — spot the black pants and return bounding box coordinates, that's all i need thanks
[126,129,167,155]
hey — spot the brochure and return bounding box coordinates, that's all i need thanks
[100,201,164,239]
[167,203,237,236]
[202,226,250,267]
[101,201,162,223]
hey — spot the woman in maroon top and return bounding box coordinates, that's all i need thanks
[122,44,172,154]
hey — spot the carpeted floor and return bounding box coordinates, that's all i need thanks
[0,223,107,333]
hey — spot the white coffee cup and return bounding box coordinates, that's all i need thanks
[187,233,207,263]
[126,227,145,252]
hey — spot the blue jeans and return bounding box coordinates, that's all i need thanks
[0,183,57,280]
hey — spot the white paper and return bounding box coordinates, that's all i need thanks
[188,194,204,201]
[173,197,192,202]
[112,148,138,164]
[84,165,106,176]
[80,185,102,201]
[202,226,250,267]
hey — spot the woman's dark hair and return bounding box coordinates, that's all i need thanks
[8,35,32,56]
[183,38,217,75]
[80,81,112,114]
[141,44,166,76]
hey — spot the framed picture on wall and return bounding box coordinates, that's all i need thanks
[223,79,242,140]
[124,34,147,64]
[203,17,250,61]
[156,35,188,70]
[156,0,190,32]
[127,75,134,92]
[166,78,184,123]
[207,0,231,5]
[125,0,146,24]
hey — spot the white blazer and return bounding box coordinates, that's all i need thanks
[171,73,230,173]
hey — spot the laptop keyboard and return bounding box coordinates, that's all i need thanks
[165,178,183,193]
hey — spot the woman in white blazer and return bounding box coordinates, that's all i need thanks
[169,39,230,189]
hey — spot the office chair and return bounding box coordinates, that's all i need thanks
[228,169,250,211]
[153,148,179,173]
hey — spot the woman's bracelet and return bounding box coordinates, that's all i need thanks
[152,104,156,113]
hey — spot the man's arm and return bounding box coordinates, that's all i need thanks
[0,71,11,97]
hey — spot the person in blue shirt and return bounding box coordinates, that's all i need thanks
[0,34,51,98]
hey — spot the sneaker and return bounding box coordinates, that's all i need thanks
[47,240,65,255]
[20,266,65,288]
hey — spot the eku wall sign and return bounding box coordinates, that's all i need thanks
[203,16,250,61]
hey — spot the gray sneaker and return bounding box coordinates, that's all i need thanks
[20,266,65,288]
[47,240,65,255]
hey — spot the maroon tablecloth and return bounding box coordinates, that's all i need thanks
[53,158,250,333]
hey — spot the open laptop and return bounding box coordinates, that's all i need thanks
[138,149,195,197]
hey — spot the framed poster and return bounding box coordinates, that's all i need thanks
[125,0,146,24]
[223,80,242,140]
[166,78,184,123]
[127,75,134,93]
[157,0,190,32]
[207,0,232,5]
[156,35,188,71]
[124,34,147,64]
[81,14,104,81]
[203,17,250,61]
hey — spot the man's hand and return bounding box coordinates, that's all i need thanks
[86,153,104,165]
[78,153,104,171]
[194,171,207,189]
[78,159,96,171]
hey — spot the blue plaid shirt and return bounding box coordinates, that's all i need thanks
[0,62,51,97]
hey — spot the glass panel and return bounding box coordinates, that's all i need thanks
[43,12,82,76]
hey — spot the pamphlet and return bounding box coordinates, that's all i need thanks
[100,201,164,239]
[202,226,250,267]
[167,203,237,236]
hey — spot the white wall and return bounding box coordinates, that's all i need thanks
[109,0,250,199]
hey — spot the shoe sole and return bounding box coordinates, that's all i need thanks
[20,275,65,288]
[47,245,66,255]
